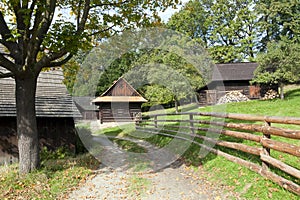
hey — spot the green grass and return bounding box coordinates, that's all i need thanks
[0,154,100,200]
[189,88,300,199]
[142,103,198,116]
[199,88,300,117]
[127,175,151,197]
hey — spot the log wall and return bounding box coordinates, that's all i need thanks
[0,117,76,165]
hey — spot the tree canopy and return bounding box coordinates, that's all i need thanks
[167,0,258,63]
[166,0,300,63]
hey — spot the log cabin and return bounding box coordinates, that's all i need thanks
[93,77,147,123]
[198,62,277,105]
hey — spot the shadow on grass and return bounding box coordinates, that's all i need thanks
[285,88,300,99]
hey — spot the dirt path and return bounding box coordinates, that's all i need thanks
[69,122,242,199]
[68,140,241,199]
[67,161,240,200]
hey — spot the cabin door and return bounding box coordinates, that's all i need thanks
[206,90,217,105]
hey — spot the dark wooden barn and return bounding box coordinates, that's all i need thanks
[93,77,147,123]
[0,67,81,165]
[198,62,276,105]
[73,96,99,120]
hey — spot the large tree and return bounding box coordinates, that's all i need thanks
[0,0,179,174]
[252,38,300,99]
[167,0,258,63]
[255,0,300,51]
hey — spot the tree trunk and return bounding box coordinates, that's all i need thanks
[16,75,39,174]
[174,98,179,113]
[279,83,284,100]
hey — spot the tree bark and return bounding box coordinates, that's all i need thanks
[16,74,39,174]
[279,83,284,100]
[174,98,179,113]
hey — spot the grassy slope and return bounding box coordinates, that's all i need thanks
[195,88,300,199]
[200,88,300,117]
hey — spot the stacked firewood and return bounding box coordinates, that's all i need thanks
[262,89,279,100]
[217,91,249,104]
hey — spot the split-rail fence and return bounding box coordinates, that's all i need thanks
[136,112,300,195]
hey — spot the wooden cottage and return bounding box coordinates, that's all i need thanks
[198,62,275,105]
[93,77,147,123]
[73,96,99,120]
[0,67,81,165]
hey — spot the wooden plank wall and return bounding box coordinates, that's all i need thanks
[0,117,76,165]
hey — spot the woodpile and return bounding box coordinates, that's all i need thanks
[217,91,249,104]
[262,89,279,100]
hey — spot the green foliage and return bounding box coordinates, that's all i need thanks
[167,0,300,62]
[167,0,258,63]
[255,0,300,50]
[252,38,300,98]
[124,48,204,109]
[40,146,73,162]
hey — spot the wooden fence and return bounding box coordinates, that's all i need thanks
[136,112,300,195]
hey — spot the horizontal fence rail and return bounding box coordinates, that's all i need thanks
[136,112,300,196]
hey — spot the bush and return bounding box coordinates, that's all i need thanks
[40,146,73,163]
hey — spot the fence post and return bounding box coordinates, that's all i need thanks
[190,114,194,135]
[262,121,271,170]
[154,115,158,128]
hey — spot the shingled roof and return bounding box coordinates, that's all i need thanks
[73,96,98,111]
[93,77,147,103]
[212,62,258,81]
[0,67,81,118]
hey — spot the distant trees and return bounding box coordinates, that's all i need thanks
[69,0,300,107]
[167,0,300,62]
[167,0,258,63]
[125,48,204,112]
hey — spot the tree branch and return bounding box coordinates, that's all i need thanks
[87,25,115,36]
[35,49,68,71]
[89,0,131,9]
[35,0,56,50]
[27,0,56,67]
[0,54,18,74]
[77,0,90,34]
[0,12,19,59]
[46,54,73,68]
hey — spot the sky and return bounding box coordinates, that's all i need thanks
[159,0,189,22]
